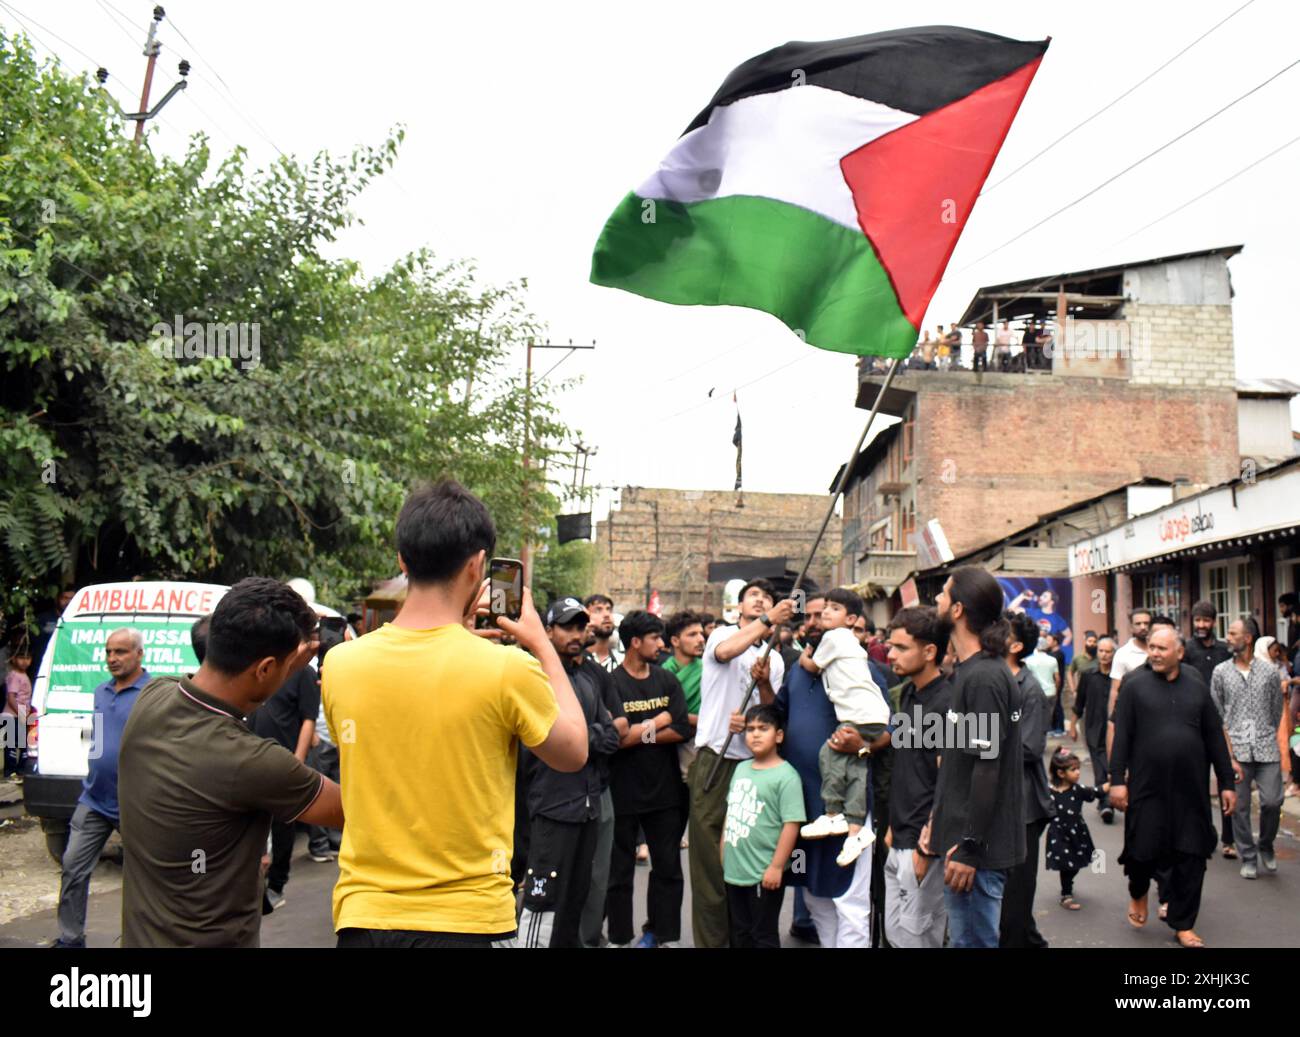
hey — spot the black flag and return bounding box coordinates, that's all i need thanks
[732,392,742,493]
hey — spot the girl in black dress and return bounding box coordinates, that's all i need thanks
[1046,748,1108,910]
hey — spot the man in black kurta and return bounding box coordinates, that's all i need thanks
[1109,628,1236,947]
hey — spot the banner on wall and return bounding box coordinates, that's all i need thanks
[997,576,1074,664]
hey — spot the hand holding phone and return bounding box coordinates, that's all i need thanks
[488,558,524,622]
[494,586,548,656]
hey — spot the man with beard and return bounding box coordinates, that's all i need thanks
[584,594,622,673]
[999,610,1053,948]
[1108,608,1152,720]
[919,567,1025,949]
[1185,601,1235,858]
[1212,617,1284,880]
[1070,637,1117,823]
[518,598,624,947]
[769,590,887,947]
[1067,631,1099,705]
[881,606,951,948]
[687,579,794,947]
[1110,626,1235,947]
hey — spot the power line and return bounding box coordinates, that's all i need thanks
[0,0,98,67]
[0,0,134,111]
[93,0,141,50]
[983,0,1259,193]
[1113,129,1300,246]
[665,353,806,420]
[959,55,1300,272]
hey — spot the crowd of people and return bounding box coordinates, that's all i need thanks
[864,318,1057,374]
[17,479,1300,950]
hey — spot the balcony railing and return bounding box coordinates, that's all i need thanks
[856,550,916,592]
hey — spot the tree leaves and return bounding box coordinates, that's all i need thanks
[0,29,580,610]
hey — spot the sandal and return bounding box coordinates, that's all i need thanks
[1060,896,1082,911]
[1222,845,1238,859]
[1127,897,1148,928]
[1159,903,1168,921]
[1175,930,1205,948]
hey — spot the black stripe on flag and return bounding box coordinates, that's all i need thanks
[684,25,1049,134]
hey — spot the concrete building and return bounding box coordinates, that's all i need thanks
[592,486,839,615]
[838,245,1283,602]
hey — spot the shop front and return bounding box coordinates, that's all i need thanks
[1068,458,1300,645]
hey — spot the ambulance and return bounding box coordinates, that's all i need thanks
[21,580,348,861]
[20,581,226,860]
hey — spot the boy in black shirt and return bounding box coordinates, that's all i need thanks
[606,610,694,948]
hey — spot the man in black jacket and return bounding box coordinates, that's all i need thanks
[518,598,624,948]
[1183,600,1236,858]
[999,610,1053,948]
[1071,637,1117,824]
[921,567,1025,949]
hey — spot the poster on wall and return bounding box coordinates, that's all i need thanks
[997,576,1074,663]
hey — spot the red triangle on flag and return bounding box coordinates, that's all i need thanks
[839,58,1044,329]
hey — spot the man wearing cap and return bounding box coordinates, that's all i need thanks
[518,597,626,947]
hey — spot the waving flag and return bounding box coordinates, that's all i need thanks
[591,26,1049,358]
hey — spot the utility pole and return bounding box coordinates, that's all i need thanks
[519,339,596,585]
[96,5,189,142]
[134,6,164,144]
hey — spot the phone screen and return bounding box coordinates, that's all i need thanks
[489,558,524,621]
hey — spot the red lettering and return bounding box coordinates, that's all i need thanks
[199,591,213,612]
[182,590,198,613]
[152,590,167,611]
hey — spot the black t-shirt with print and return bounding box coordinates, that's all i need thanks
[930,653,1026,870]
[608,665,692,816]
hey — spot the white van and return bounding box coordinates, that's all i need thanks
[21,580,349,861]
[21,581,227,861]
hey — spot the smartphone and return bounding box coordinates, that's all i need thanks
[488,558,524,622]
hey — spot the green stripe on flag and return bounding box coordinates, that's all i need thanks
[591,192,916,358]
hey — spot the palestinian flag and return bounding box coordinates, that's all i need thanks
[591,27,1049,358]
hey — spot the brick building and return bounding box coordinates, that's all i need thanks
[837,245,1256,601]
[592,486,839,615]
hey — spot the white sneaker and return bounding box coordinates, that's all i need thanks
[835,829,875,868]
[800,814,849,839]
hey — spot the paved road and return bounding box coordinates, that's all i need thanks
[3,748,1297,948]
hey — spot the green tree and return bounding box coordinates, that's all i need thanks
[0,29,576,618]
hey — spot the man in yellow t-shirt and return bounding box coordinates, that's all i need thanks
[322,480,588,947]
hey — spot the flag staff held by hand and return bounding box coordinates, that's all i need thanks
[703,355,903,791]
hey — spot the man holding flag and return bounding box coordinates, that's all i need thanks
[592,25,1050,945]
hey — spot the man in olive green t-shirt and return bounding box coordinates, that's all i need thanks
[1068,630,1100,703]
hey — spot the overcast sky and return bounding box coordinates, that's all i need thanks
[19,0,1300,522]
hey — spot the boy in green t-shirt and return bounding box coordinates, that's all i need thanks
[720,704,806,947]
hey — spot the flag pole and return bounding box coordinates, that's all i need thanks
[703,355,904,791]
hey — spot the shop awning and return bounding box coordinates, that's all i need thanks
[1069,458,1300,576]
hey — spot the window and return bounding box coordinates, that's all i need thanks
[1136,572,1182,628]
[1202,558,1252,640]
